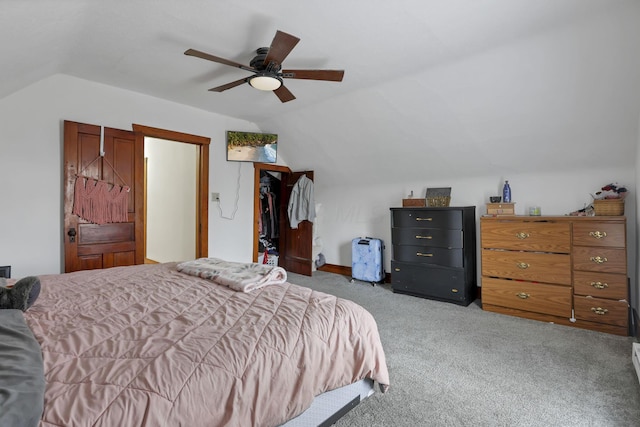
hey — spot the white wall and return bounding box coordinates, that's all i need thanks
[0,73,637,317]
[0,74,267,277]
[145,137,197,263]
[636,113,640,322]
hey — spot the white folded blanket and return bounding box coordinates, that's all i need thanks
[176,258,287,292]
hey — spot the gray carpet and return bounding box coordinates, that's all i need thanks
[287,271,640,427]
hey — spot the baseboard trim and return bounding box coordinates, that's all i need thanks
[317,263,390,283]
[633,342,640,386]
[317,263,351,276]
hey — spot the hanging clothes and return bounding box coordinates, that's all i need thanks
[258,173,280,254]
[287,174,315,229]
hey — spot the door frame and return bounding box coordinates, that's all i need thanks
[133,124,210,259]
[253,163,315,276]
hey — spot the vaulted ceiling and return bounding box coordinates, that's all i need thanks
[3,0,639,187]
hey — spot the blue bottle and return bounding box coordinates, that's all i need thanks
[503,180,512,203]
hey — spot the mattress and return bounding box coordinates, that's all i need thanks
[24,262,389,426]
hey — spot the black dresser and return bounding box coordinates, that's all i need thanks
[390,206,477,306]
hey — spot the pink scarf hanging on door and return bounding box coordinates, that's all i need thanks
[72,176,130,224]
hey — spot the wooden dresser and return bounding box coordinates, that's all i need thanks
[480,216,629,335]
[390,207,476,306]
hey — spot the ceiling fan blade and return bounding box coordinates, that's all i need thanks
[263,30,300,66]
[185,48,255,73]
[209,78,248,92]
[282,69,345,82]
[273,85,296,103]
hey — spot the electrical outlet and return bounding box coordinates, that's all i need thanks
[211,192,220,202]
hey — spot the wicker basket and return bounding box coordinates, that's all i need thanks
[593,199,624,216]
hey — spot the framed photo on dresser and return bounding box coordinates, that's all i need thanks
[426,187,451,207]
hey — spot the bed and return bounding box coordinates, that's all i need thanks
[16,262,389,427]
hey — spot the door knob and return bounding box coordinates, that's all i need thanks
[67,228,76,243]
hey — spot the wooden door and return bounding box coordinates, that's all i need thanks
[253,165,314,276]
[282,171,314,276]
[63,121,144,272]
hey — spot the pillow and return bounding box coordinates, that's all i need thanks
[0,276,40,311]
[0,309,46,427]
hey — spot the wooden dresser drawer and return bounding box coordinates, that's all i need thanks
[481,277,571,318]
[391,227,463,248]
[574,296,629,327]
[573,271,628,300]
[394,245,463,268]
[481,249,571,285]
[572,247,626,274]
[392,209,462,229]
[572,222,625,247]
[481,221,570,253]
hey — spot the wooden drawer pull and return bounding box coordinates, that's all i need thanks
[590,281,609,289]
[415,217,433,221]
[515,232,529,239]
[591,307,609,315]
[516,262,530,269]
[516,292,530,299]
[590,256,608,264]
[415,235,433,239]
[589,231,607,239]
[416,252,433,257]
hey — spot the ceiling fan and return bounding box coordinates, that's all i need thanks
[184,30,345,103]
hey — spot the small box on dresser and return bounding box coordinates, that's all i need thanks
[390,206,477,306]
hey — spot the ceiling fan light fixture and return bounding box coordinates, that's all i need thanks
[249,75,282,91]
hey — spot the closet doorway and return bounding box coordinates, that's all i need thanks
[133,124,210,261]
[253,163,314,276]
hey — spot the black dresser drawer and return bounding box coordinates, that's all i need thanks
[391,209,462,229]
[392,227,463,248]
[393,245,463,268]
[389,206,476,306]
[391,261,471,305]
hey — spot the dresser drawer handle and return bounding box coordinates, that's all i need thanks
[591,307,609,315]
[516,292,530,299]
[516,262,530,269]
[590,281,609,289]
[415,217,433,221]
[394,268,401,272]
[515,232,530,239]
[590,256,608,264]
[416,252,433,257]
[589,231,607,239]
[415,235,433,239]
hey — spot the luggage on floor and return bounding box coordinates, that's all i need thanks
[351,237,384,285]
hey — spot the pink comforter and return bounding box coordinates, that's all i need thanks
[24,263,389,427]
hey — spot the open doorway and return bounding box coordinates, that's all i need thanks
[133,124,210,261]
[144,137,198,263]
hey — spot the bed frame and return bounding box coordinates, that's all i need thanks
[281,379,375,426]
